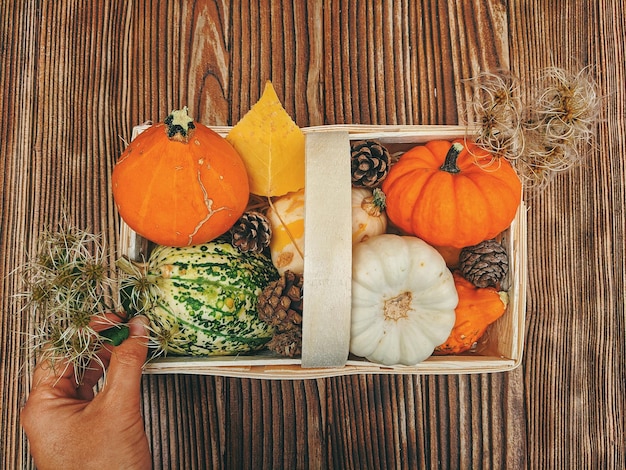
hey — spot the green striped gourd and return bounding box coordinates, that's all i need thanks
[144,237,279,356]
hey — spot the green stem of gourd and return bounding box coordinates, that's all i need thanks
[362,188,387,217]
[100,324,130,346]
[439,142,464,174]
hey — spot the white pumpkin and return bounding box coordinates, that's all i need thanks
[351,234,458,366]
[266,188,305,275]
[351,187,387,243]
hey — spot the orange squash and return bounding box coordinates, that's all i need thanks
[434,273,508,355]
[112,108,250,247]
[381,139,521,248]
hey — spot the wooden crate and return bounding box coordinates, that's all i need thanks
[119,125,527,379]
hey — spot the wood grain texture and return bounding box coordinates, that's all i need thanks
[1,0,624,469]
[508,1,626,468]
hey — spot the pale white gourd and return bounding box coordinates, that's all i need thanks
[351,187,387,244]
[351,234,458,366]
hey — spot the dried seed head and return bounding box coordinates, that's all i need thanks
[18,222,120,384]
[466,66,601,195]
[530,66,599,142]
[143,316,187,359]
[464,71,525,162]
[512,67,600,194]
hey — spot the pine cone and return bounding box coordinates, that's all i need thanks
[266,329,302,357]
[459,239,509,288]
[229,211,271,253]
[257,270,303,331]
[350,140,390,188]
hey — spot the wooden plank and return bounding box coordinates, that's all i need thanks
[507,0,626,468]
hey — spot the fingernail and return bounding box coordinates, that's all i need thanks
[128,315,150,337]
[131,315,150,326]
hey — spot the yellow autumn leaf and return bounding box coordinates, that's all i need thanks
[226,81,305,197]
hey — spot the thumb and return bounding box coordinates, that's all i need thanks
[101,315,150,402]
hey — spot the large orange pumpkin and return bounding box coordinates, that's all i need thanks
[381,140,521,248]
[112,108,250,247]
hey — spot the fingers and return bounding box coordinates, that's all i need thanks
[30,348,87,400]
[100,315,149,404]
[29,314,149,407]
[76,353,110,400]
[32,352,106,401]
[31,315,121,397]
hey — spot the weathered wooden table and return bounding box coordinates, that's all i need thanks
[2,1,624,468]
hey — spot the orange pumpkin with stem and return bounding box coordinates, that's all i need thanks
[381,139,521,248]
[112,108,250,247]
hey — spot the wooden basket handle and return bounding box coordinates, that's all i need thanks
[301,131,352,368]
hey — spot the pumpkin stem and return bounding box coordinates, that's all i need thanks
[164,107,196,143]
[362,188,387,217]
[383,291,412,321]
[439,142,464,174]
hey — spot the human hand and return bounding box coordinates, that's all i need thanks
[21,315,152,470]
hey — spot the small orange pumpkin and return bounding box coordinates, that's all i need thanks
[112,108,250,247]
[381,140,521,248]
[434,273,508,355]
